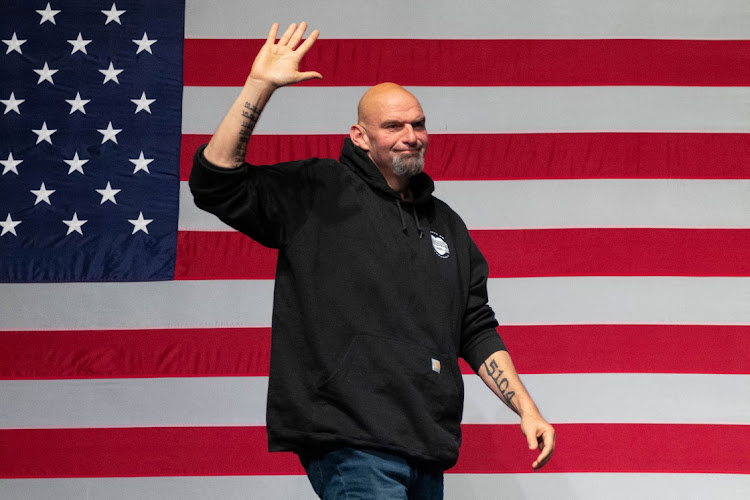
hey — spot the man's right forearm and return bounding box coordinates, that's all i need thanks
[202,22,321,168]
[203,79,276,169]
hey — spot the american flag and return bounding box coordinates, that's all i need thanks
[2,0,750,498]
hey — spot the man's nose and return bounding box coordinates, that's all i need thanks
[402,124,417,144]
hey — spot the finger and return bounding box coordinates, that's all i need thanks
[296,29,320,56]
[265,23,279,45]
[533,444,553,470]
[278,22,297,46]
[288,21,307,49]
[534,431,555,470]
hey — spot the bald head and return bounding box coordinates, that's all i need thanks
[350,83,428,187]
[357,83,421,126]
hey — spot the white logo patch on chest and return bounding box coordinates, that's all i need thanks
[430,231,450,258]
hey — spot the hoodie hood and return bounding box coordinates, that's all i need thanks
[339,137,434,205]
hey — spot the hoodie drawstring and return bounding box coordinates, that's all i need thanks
[396,199,408,234]
[395,199,424,239]
[412,205,424,239]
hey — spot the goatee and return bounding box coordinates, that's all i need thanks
[392,152,424,177]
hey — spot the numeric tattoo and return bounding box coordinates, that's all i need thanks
[483,359,517,409]
[235,102,263,162]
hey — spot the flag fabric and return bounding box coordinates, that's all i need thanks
[0,0,182,282]
[2,0,750,498]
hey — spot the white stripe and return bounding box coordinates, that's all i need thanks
[180,183,233,231]
[462,374,750,425]
[2,374,748,429]
[445,473,750,500]
[0,377,267,429]
[0,280,274,331]
[4,474,750,500]
[487,276,750,326]
[0,476,316,500]
[3,277,750,330]
[182,86,750,135]
[180,179,750,231]
[185,0,750,39]
[438,179,750,230]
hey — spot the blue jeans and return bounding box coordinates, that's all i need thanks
[299,447,444,499]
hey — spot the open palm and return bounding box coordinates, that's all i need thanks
[249,22,322,88]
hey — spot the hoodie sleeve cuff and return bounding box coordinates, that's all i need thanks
[462,330,507,373]
[190,144,251,194]
[195,144,246,173]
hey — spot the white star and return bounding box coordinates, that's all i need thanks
[31,182,55,205]
[1,153,22,175]
[96,182,121,204]
[132,32,157,54]
[32,122,57,145]
[34,62,58,85]
[3,33,26,55]
[98,121,122,144]
[131,91,155,114]
[1,92,24,115]
[63,212,87,235]
[99,62,123,84]
[68,33,91,55]
[101,3,126,25]
[129,212,153,234]
[0,214,22,236]
[64,152,89,174]
[36,3,61,25]
[65,92,90,114]
[130,151,153,174]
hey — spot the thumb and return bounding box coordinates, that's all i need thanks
[297,71,323,82]
[526,431,538,450]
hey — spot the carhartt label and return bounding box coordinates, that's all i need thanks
[431,358,441,373]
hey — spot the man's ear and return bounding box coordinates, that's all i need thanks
[349,124,369,151]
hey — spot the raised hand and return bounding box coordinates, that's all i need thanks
[203,22,321,167]
[248,22,322,89]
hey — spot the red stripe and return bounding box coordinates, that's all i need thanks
[175,229,750,280]
[2,325,747,380]
[184,39,750,87]
[454,424,750,474]
[175,231,277,280]
[0,426,301,478]
[464,324,750,375]
[180,133,750,181]
[475,228,750,278]
[2,424,747,477]
[0,328,271,380]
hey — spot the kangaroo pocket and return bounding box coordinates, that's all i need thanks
[312,334,463,464]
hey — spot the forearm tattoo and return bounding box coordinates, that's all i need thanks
[235,101,263,162]
[483,359,517,410]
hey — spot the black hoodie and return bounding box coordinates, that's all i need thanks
[189,138,506,469]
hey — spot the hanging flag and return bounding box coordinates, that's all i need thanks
[2,0,749,498]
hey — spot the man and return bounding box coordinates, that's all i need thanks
[190,22,555,499]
